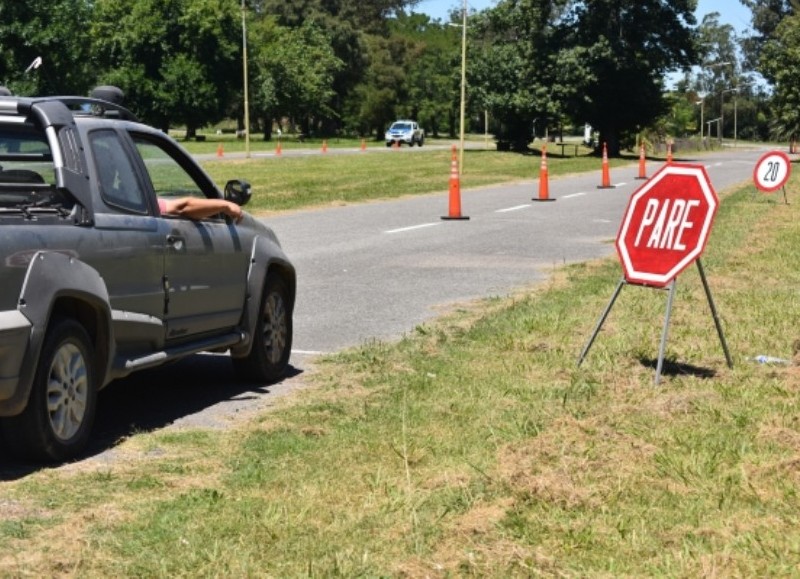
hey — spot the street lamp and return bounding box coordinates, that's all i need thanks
[241,0,251,158]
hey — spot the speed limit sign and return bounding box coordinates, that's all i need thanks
[753,150,792,193]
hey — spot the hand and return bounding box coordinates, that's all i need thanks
[222,200,244,223]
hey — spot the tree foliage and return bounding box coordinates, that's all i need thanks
[0,0,776,153]
[251,19,342,138]
[759,4,800,140]
[90,0,239,133]
[0,0,94,96]
[560,0,698,154]
[467,0,699,154]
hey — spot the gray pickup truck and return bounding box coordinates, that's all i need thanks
[0,87,295,461]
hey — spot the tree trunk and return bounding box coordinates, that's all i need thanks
[262,115,273,141]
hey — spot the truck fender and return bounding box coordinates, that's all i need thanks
[230,236,296,358]
[0,251,114,416]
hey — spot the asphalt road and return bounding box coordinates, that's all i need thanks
[1,145,774,469]
[273,146,771,363]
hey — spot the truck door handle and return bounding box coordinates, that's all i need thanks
[166,235,185,250]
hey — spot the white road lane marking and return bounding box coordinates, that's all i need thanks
[495,204,531,213]
[385,222,442,234]
[563,192,587,199]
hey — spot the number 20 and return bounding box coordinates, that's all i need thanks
[763,161,781,182]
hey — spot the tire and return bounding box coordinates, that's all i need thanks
[418,136,424,147]
[233,276,292,383]
[1,318,97,462]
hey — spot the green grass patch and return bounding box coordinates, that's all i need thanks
[2,163,800,576]
[202,146,630,213]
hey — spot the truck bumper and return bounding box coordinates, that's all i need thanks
[0,310,31,402]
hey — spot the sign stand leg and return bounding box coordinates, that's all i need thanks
[783,185,790,205]
[696,259,733,369]
[577,277,625,367]
[655,280,677,385]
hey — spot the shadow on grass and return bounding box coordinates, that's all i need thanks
[638,356,718,379]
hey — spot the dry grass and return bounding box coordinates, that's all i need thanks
[2,167,800,576]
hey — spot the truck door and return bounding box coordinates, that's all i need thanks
[129,134,249,340]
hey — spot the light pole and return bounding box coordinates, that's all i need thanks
[706,117,721,142]
[695,98,704,144]
[700,61,731,146]
[241,0,251,158]
[458,0,467,177]
[720,87,737,147]
[731,83,754,148]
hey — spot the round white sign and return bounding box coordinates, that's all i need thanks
[753,151,792,193]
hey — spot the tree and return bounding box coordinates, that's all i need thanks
[0,0,94,97]
[259,0,418,134]
[250,20,343,138]
[90,0,240,134]
[759,7,800,141]
[345,34,412,138]
[563,0,699,155]
[469,0,571,150]
[389,13,459,138]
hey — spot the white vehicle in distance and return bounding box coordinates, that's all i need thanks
[385,120,425,147]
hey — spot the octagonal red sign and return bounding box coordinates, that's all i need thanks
[616,163,718,287]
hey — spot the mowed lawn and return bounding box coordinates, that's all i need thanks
[2,149,800,576]
[200,140,620,213]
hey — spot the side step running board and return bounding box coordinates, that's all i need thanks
[112,331,245,377]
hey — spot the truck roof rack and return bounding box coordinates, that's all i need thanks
[0,85,139,123]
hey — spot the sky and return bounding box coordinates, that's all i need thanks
[414,0,753,35]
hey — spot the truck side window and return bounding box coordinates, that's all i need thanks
[89,130,148,213]
[131,137,204,208]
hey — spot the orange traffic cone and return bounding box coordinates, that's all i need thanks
[533,145,555,202]
[360,138,366,152]
[636,143,647,180]
[392,140,399,149]
[666,142,673,164]
[276,140,282,156]
[441,145,469,220]
[322,140,328,153]
[597,142,615,189]
[216,143,224,158]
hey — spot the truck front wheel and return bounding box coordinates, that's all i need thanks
[233,276,292,383]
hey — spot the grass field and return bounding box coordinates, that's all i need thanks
[2,152,799,576]
[200,144,632,214]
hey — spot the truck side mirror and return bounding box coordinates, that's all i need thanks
[224,179,251,206]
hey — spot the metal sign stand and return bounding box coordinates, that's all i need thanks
[578,258,733,384]
[753,185,789,205]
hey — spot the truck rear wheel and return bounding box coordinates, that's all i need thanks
[1,317,97,462]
